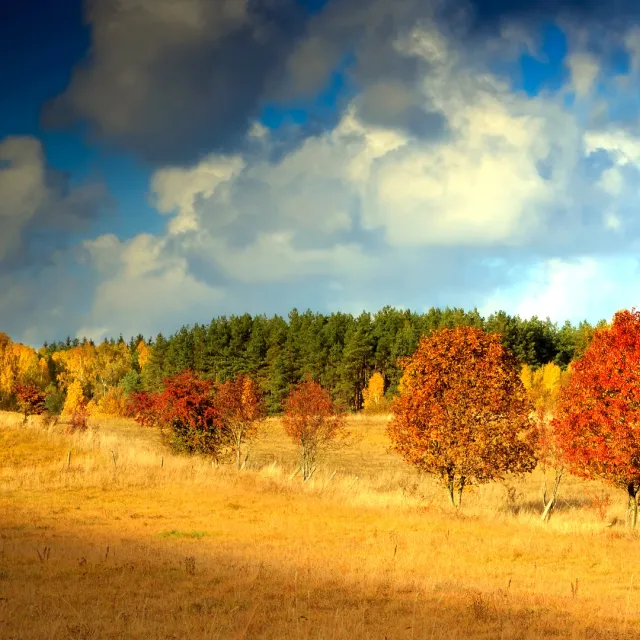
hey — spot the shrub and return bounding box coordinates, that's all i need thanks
[130,371,225,458]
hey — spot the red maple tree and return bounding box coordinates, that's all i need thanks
[14,383,46,423]
[130,371,223,457]
[282,376,347,481]
[388,327,536,507]
[553,309,640,526]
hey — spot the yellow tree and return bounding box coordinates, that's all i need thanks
[62,380,86,416]
[521,362,572,521]
[0,337,17,403]
[0,335,48,408]
[52,342,132,414]
[12,344,45,386]
[52,345,97,393]
[137,340,151,370]
[93,342,131,399]
[362,372,388,414]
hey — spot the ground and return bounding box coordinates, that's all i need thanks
[1,411,639,639]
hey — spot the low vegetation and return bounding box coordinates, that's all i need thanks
[1,412,640,639]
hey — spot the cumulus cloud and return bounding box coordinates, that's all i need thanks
[567,52,600,96]
[43,0,640,168]
[13,0,640,345]
[0,135,108,266]
[42,0,308,165]
[77,233,226,342]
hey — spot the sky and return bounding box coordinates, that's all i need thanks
[3,0,640,345]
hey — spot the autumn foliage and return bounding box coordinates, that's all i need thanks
[388,327,536,507]
[13,383,46,423]
[216,375,266,469]
[521,362,572,520]
[362,372,389,414]
[282,376,347,480]
[553,309,640,526]
[131,371,224,457]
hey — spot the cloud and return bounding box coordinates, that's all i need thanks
[43,0,640,168]
[13,1,640,345]
[42,0,308,166]
[567,52,600,96]
[0,135,108,266]
[481,257,640,324]
[78,233,225,342]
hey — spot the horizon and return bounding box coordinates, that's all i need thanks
[4,0,640,345]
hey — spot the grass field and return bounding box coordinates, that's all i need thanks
[1,411,640,639]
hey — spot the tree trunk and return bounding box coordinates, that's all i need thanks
[301,446,315,481]
[446,473,464,509]
[458,476,466,508]
[627,480,640,528]
[446,475,455,507]
[541,468,563,523]
[235,429,243,470]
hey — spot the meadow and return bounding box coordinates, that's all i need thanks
[1,411,640,639]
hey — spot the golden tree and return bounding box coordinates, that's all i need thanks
[136,340,151,370]
[62,380,86,416]
[362,372,388,414]
[521,362,572,521]
[389,327,536,507]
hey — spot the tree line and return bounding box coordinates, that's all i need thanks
[0,306,604,417]
[6,305,640,529]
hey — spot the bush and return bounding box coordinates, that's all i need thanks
[130,371,226,458]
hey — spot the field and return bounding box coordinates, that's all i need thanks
[1,412,640,639]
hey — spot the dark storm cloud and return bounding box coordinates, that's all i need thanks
[465,0,640,31]
[42,0,640,168]
[42,0,310,167]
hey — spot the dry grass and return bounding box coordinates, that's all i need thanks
[1,411,639,639]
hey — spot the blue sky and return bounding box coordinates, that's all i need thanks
[3,0,640,345]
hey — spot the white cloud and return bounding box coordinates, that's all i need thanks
[14,17,640,345]
[481,257,640,324]
[151,155,245,234]
[584,130,640,165]
[79,233,225,341]
[196,231,375,283]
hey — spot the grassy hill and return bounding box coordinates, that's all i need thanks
[0,412,638,639]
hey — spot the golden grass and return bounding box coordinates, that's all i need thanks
[1,411,639,639]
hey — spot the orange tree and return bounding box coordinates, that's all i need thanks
[216,374,266,469]
[388,327,536,507]
[553,309,640,527]
[282,376,347,481]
